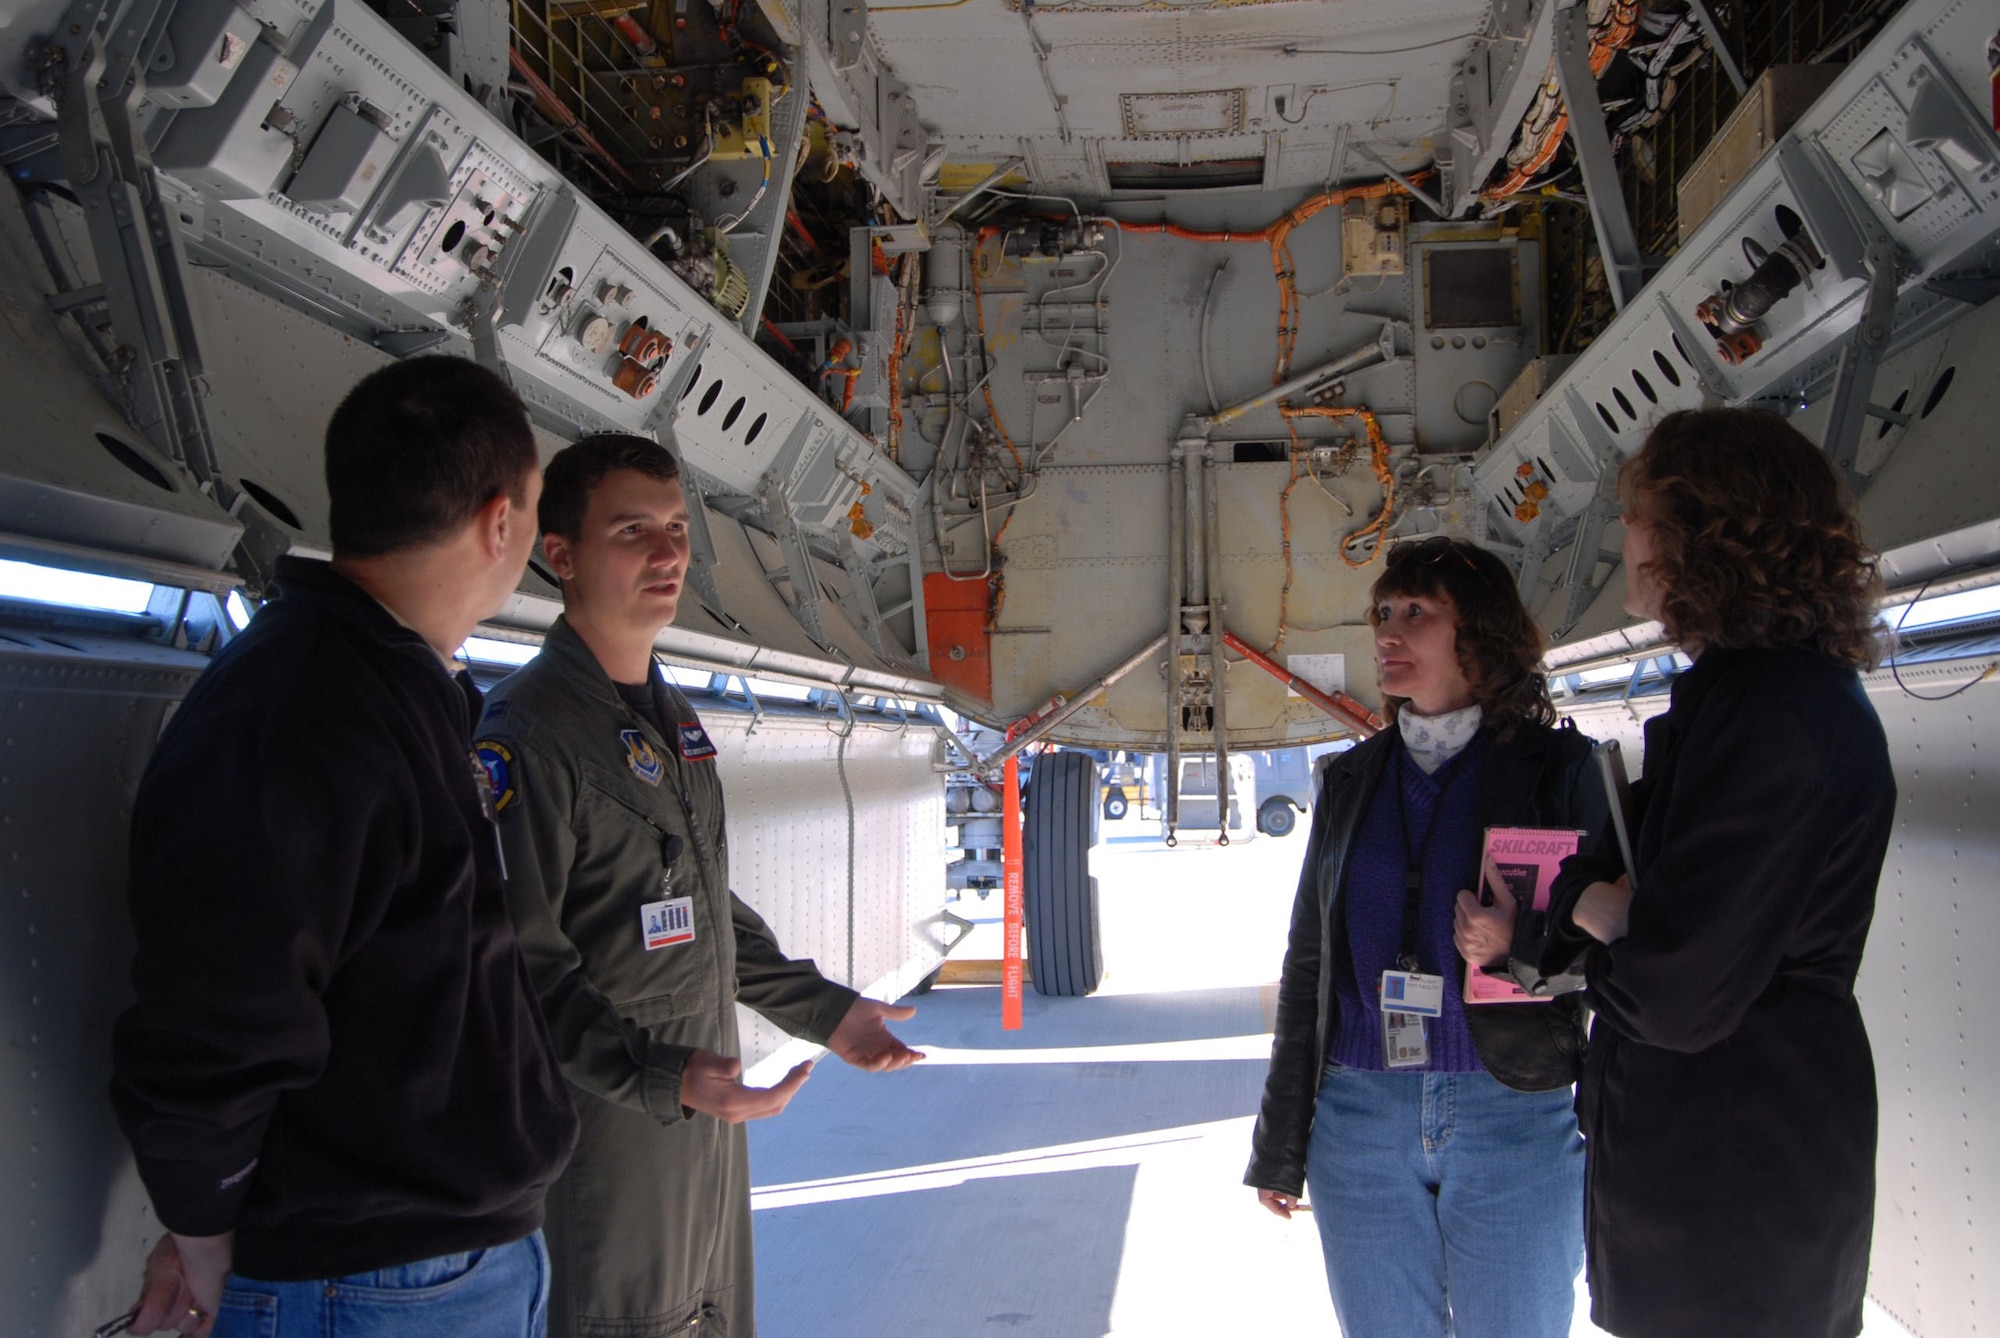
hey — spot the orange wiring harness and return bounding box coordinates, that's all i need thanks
[1282,405,1396,568]
[1115,175,1417,382]
[1482,0,1641,201]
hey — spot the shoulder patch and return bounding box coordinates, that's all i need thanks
[621,729,667,785]
[677,721,718,761]
[475,739,517,811]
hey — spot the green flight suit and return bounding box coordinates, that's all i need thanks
[477,617,857,1338]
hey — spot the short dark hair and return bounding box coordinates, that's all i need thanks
[538,433,682,539]
[1367,536,1556,738]
[324,356,538,557]
[1622,408,1881,667]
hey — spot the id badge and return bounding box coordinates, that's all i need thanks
[1380,969,1445,1018]
[1382,1010,1429,1068]
[641,896,696,950]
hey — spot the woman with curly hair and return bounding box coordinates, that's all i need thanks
[1247,536,1607,1337]
[1553,408,1895,1338]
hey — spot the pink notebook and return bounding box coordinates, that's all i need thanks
[1464,826,1581,1004]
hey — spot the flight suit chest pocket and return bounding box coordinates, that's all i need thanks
[572,764,716,1023]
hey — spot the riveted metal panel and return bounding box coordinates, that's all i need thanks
[0,636,209,1338]
[1857,657,2000,1337]
[708,709,949,1070]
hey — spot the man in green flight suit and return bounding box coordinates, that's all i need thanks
[475,431,923,1338]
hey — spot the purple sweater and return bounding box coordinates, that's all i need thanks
[1330,733,1489,1073]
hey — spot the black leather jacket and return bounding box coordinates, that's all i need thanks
[1245,718,1608,1196]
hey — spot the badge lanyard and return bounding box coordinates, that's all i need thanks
[1379,741,1472,1067]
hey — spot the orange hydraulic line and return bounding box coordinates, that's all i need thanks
[784,208,819,252]
[506,49,637,185]
[760,316,801,354]
[1221,631,1384,736]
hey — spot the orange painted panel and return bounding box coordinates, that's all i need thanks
[922,573,993,704]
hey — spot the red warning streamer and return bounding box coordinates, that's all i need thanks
[1001,754,1025,1030]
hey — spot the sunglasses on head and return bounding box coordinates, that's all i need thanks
[1388,535,1485,578]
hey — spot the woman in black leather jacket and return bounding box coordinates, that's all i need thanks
[1553,409,1894,1338]
[1246,537,1606,1337]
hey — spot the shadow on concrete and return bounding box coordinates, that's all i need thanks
[755,1166,1135,1338]
[748,982,1274,1200]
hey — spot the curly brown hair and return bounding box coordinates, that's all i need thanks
[1621,409,1881,668]
[1368,537,1556,739]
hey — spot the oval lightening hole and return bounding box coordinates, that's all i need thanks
[697,380,724,416]
[1596,403,1619,435]
[721,396,746,431]
[1653,349,1681,387]
[96,432,175,491]
[745,412,768,444]
[1612,387,1636,421]
[681,364,705,401]
[239,478,303,529]
[440,219,467,254]
[1920,366,1955,419]
[1672,331,1693,366]
[1633,369,1657,404]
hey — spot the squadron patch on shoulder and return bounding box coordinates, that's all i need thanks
[474,739,517,811]
[676,721,718,761]
[621,729,666,786]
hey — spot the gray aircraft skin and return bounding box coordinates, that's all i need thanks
[0,0,1997,1330]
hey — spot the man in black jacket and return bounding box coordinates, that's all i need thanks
[110,356,579,1337]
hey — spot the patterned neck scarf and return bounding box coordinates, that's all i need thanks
[1397,702,1485,776]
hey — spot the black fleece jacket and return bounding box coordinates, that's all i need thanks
[1246,718,1607,1197]
[110,557,578,1281]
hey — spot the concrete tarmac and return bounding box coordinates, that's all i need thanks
[749,807,1910,1337]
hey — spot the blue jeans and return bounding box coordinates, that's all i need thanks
[211,1233,550,1338]
[1305,1066,1583,1338]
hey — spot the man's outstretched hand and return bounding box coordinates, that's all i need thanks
[827,997,926,1073]
[680,1049,814,1123]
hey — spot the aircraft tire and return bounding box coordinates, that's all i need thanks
[1025,751,1103,997]
[1258,797,1297,838]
